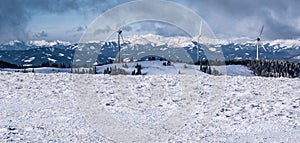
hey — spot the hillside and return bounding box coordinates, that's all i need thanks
[0,72,298,142]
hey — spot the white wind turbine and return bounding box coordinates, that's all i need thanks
[197,21,203,64]
[255,25,267,60]
[116,28,125,63]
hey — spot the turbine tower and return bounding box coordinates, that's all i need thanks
[255,25,267,60]
[197,21,203,64]
[117,28,125,63]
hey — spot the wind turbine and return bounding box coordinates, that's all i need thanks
[255,25,267,60]
[117,28,125,63]
[197,21,203,64]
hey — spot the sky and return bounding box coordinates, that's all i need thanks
[0,0,299,44]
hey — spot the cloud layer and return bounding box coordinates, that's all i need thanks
[176,0,300,40]
[0,0,299,43]
[0,0,127,43]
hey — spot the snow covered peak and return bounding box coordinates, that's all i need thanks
[193,36,230,45]
[2,36,300,52]
[28,40,50,47]
[6,40,24,46]
[267,39,300,48]
[4,40,72,47]
[125,34,192,48]
[27,40,71,47]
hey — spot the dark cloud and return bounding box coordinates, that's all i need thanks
[130,21,188,37]
[64,26,88,41]
[155,24,188,37]
[0,0,299,43]
[0,0,82,42]
[173,0,300,40]
[93,26,112,36]
[136,22,157,33]
[34,31,48,38]
[66,26,87,34]
[76,26,85,32]
[0,0,30,42]
[0,0,128,43]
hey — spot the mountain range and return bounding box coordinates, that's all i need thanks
[0,34,299,67]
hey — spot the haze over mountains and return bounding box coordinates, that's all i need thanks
[0,34,299,67]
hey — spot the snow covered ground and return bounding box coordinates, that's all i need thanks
[1,61,254,76]
[0,67,71,73]
[96,61,254,76]
[0,72,299,142]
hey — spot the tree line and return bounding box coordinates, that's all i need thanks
[1,59,299,78]
[0,61,19,68]
[226,60,300,78]
[0,60,71,69]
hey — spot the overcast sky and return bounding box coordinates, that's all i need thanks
[0,0,299,43]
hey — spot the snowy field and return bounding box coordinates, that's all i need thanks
[0,61,254,76]
[96,61,254,76]
[0,72,299,142]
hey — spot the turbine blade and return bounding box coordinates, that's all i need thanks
[114,26,121,32]
[259,25,264,37]
[120,34,125,44]
[260,41,267,52]
[199,21,203,36]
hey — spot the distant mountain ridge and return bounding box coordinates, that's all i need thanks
[0,34,299,67]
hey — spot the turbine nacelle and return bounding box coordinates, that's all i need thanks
[118,29,123,35]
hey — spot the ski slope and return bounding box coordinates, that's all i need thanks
[0,72,299,142]
[96,61,254,76]
[1,60,254,76]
